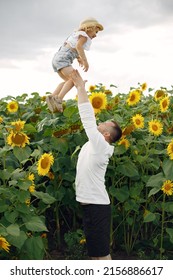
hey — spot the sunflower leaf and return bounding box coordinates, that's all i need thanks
[6,224,20,236]
[13,146,32,162]
[25,216,48,232]
[33,191,56,204]
[162,159,173,180]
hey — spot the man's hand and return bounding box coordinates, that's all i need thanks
[70,70,86,89]
[70,70,88,104]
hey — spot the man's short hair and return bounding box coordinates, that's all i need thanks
[109,121,122,143]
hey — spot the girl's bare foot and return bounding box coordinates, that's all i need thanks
[54,97,63,112]
[46,95,57,113]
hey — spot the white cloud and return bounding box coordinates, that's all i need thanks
[0,0,173,98]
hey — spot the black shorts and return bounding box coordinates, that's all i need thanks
[81,204,111,257]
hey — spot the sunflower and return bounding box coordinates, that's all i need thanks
[0,116,3,124]
[132,114,144,129]
[154,89,166,101]
[88,85,96,92]
[104,89,112,95]
[159,96,170,113]
[27,173,35,193]
[106,103,113,110]
[161,180,173,196]
[37,153,54,176]
[167,140,173,160]
[41,96,46,102]
[167,126,173,135]
[29,185,35,193]
[0,236,10,253]
[7,101,19,113]
[148,120,163,136]
[11,120,25,132]
[41,233,47,239]
[79,238,86,245]
[126,89,141,106]
[25,199,31,206]
[118,137,130,149]
[53,128,70,137]
[141,83,147,91]
[47,171,55,180]
[113,96,120,105]
[122,125,135,137]
[89,92,107,114]
[28,173,35,182]
[7,131,30,147]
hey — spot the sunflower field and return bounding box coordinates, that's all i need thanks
[0,82,173,260]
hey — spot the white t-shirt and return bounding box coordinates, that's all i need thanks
[66,31,92,51]
[75,102,114,205]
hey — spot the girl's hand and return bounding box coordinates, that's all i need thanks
[82,60,89,72]
[77,57,83,67]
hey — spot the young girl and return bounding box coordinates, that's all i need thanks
[46,17,103,112]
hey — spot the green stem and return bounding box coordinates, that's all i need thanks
[55,201,61,249]
[160,194,165,259]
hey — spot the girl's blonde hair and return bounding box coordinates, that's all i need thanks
[78,17,103,32]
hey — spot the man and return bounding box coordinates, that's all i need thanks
[70,70,122,260]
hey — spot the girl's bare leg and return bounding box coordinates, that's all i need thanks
[57,66,74,100]
[58,79,74,100]
[46,66,74,112]
[51,81,65,97]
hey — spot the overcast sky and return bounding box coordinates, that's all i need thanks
[0,0,173,99]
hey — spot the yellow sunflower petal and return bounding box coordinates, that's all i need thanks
[88,85,96,92]
[126,89,141,106]
[167,140,173,160]
[11,120,25,131]
[154,89,166,101]
[148,120,163,136]
[37,153,54,176]
[89,92,107,114]
[7,131,30,147]
[28,173,35,182]
[161,180,173,196]
[7,101,19,113]
[132,114,144,129]
[0,116,3,124]
[29,185,35,193]
[0,236,11,253]
[159,96,170,113]
[118,137,130,149]
[141,83,147,91]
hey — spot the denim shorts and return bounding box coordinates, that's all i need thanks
[81,204,111,257]
[52,46,78,72]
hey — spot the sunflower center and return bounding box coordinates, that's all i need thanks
[162,100,167,108]
[152,124,158,131]
[157,91,164,98]
[92,97,103,108]
[136,119,141,125]
[130,94,136,102]
[41,158,49,169]
[12,133,25,144]
[165,184,171,191]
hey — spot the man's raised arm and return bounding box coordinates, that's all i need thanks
[70,70,89,104]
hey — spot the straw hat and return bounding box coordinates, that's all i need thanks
[79,17,103,31]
